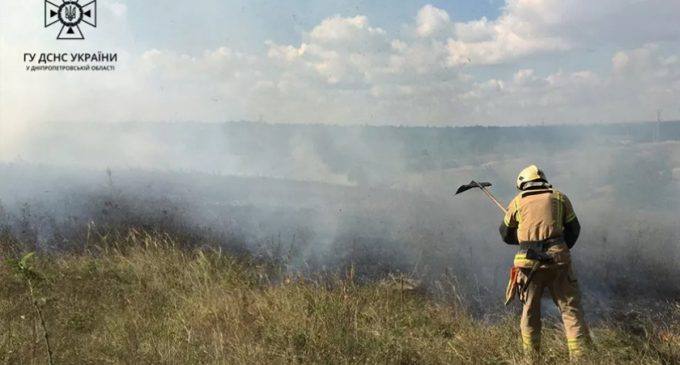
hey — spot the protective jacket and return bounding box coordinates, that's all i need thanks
[499,185,581,268]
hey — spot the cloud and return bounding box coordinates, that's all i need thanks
[503,0,680,46]
[309,15,386,44]
[455,44,680,124]
[416,5,452,38]
[126,39,679,126]
[440,0,680,65]
[255,3,680,123]
[266,14,392,87]
[1,0,680,139]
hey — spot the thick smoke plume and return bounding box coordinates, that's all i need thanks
[1,121,679,316]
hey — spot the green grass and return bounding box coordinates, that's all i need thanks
[1,230,678,364]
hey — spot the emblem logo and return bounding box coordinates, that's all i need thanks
[45,0,97,40]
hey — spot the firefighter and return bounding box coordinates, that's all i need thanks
[499,165,591,361]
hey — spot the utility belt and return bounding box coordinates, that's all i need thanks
[513,237,565,269]
[507,237,568,305]
[519,237,564,253]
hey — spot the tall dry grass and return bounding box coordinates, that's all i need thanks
[0,230,678,364]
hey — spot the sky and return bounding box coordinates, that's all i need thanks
[1,0,680,140]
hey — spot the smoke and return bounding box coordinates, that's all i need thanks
[289,135,354,185]
[0,121,679,315]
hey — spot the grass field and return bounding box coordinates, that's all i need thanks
[1,230,678,364]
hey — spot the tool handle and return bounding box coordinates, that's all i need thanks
[479,186,508,214]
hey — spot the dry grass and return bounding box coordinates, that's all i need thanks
[1,231,678,364]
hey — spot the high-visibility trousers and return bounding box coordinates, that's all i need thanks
[518,265,591,359]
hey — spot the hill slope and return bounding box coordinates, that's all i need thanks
[1,231,678,364]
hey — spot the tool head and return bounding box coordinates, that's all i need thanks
[455,181,492,195]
